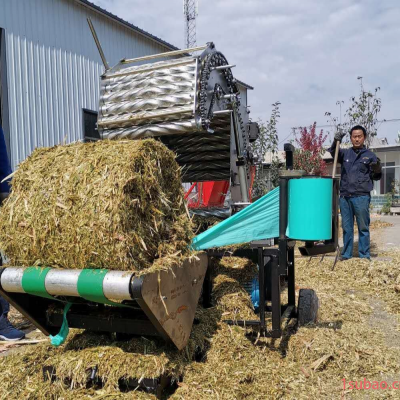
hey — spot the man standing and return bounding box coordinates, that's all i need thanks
[330,125,382,261]
[0,124,25,340]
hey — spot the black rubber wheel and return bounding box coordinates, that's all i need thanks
[298,288,319,326]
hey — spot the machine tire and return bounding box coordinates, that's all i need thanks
[298,289,319,326]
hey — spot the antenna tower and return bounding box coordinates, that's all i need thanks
[183,0,198,49]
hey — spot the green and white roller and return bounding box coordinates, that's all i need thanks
[1,267,133,303]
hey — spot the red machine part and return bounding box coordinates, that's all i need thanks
[185,181,229,208]
[184,166,256,209]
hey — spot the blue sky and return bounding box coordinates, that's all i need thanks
[96,0,400,146]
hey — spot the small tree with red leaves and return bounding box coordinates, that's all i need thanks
[293,122,328,175]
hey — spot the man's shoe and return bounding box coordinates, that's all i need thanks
[338,255,351,261]
[0,315,25,341]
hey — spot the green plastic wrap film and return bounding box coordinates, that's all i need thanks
[77,269,115,305]
[49,302,72,347]
[287,178,332,240]
[21,267,54,300]
[191,187,280,250]
[76,269,129,308]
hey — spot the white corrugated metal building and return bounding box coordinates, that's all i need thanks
[0,0,177,168]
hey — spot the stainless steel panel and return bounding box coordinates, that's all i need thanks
[101,70,196,92]
[98,62,197,135]
[106,58,196,79]
[101,82,194,104]
[98,106,193,129]
[120,46,207,64]
[100,93,194,117]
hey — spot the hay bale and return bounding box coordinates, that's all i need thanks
[0,139,192,271]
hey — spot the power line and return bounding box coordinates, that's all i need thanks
[314,118,400,130]
[278,118,400,146]
[278,131,294,145]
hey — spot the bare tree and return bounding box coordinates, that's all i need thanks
[325,77,382,147]
[252,101,281,197]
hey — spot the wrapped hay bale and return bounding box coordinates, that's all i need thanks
[0,139,193,271]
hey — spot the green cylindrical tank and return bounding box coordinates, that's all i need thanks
[287,177,333,241]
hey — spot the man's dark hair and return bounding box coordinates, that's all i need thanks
[350,125,367,137]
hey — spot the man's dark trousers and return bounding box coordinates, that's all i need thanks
[0,124,12,323]
[0,296,9,317]
[340,195,371,259]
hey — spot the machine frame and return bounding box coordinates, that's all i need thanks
[203,144,339,337]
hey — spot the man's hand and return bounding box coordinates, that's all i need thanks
[370,157,381,173]
[334,130,346,143]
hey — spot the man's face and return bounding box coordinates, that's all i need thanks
[350,130,365,148]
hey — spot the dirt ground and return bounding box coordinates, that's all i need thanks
[1,218,399,399]
[370,215,400,250]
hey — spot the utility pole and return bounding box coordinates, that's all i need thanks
[183,0,198,49]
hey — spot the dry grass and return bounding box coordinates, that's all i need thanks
[172,251,400,399]
[0,305,220,399]
[338,218,393,238]
[0,139,193,271]
[370,220,393,230]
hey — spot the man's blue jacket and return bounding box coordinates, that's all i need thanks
[0,125,12,195]
[328,142,382,197]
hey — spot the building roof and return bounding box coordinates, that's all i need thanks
[236,79,254,90]
[370,137,389,147]
[77,1,255,89]
[264,150,333,165]
[371,144,400,152]
[76,0,179,51]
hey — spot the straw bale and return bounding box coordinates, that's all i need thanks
[191,214,221,235]
[0,139,193,271]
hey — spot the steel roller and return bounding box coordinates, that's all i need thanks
[102,120,199,140]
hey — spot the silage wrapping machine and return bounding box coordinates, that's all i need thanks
[0,36,340,364]
[0,41,258,351]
